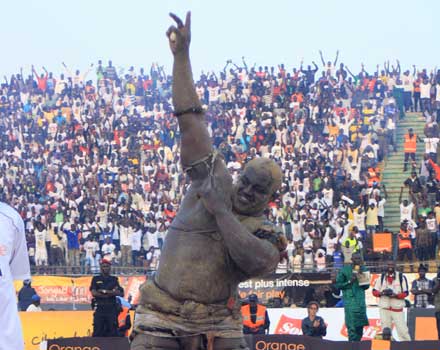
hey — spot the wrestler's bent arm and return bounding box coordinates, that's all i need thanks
[214,210,280,277]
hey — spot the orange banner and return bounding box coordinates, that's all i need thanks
[19,310,134,350]
[414,316,438,340]
[372,233,392,253]
[14,275,147,305]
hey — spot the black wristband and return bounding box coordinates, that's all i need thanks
[174,106,204,117]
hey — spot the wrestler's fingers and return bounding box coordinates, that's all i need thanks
[166,26,179,39]
[184,11,191,30]
[169,13,184,28]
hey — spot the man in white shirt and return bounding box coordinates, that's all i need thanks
[291,219,303,243]
[34,222,48,266]
[377,196,387,232]
[401,70,414,112]
[400,199,414,223]
[131,225,143,266]
[101,237,116,260]
[420,78,432,113]
[325,231,338,264]
[83,236,99,273]
[26,295,42,312]
[119,219,132,266]
[424,137,440,160]
[0,202,31,350]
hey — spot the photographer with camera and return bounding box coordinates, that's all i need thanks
[432,266,440,339]
[372,261,411,341]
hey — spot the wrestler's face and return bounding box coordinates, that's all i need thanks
[232,165,273,216]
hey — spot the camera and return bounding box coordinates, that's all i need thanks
[382,289,393,296]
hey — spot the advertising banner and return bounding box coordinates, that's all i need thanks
[406,308,438,341]
[20,311,93,350]
[20,311,135,350]
[238,272,332,305]
[14,275,147,305]
[372,233,393,252]
[45,335,440,350]
[45,337,129,350]
[268,307,405,341]
[241,272,439,307]
[253,334,358,350]
[35,330,440,350]
[15,273,437,307]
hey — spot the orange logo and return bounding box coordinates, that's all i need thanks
[274,314,303,335]
[340,318,382,340]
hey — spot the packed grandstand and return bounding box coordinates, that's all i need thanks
[1,57,439,275]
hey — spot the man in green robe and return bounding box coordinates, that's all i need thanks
[335,253,369,341]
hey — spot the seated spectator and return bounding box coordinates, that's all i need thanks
[301,301,327,338]
[17,280,37,312]
[26,295,42,312]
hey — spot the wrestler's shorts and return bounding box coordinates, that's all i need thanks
[132,279,246,350]
[131,333,249,350]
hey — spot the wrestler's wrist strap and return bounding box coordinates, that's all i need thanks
[174,106,204,117]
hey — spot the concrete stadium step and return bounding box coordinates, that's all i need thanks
[382,112,425,233]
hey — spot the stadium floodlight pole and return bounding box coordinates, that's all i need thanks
[71,279,77,311]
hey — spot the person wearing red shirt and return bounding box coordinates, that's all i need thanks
[32,65,48,92]
[428,159,440,181]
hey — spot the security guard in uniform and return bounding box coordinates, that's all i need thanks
[241,294,270,334]
[90,258,124,337]
[403,128,422,171]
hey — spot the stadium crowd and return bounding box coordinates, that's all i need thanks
[1,54,440,274]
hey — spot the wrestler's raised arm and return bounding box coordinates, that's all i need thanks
[167,12,212,176]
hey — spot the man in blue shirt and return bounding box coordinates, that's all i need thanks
[301,301,327,338]
[61,222,81,270]
[333,244,344,269]
[54,109,66,126]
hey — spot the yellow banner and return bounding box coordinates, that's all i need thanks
[20,311,92,350]
[20,310,135,350]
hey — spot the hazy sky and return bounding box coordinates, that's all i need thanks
[1,0,437,78]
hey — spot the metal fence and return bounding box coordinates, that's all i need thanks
[29,259,438,277]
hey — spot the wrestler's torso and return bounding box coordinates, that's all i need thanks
[155,158,248,304]
[155,179,243,304]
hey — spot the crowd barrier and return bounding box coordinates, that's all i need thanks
[42,335,440,350]
[16,272,440,307]
[19,308,438,350]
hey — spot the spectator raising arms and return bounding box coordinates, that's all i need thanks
[0,25,439,274]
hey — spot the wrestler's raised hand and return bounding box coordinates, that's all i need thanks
[166,12,191,55]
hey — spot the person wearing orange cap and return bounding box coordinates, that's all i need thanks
[90,258,124,337]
